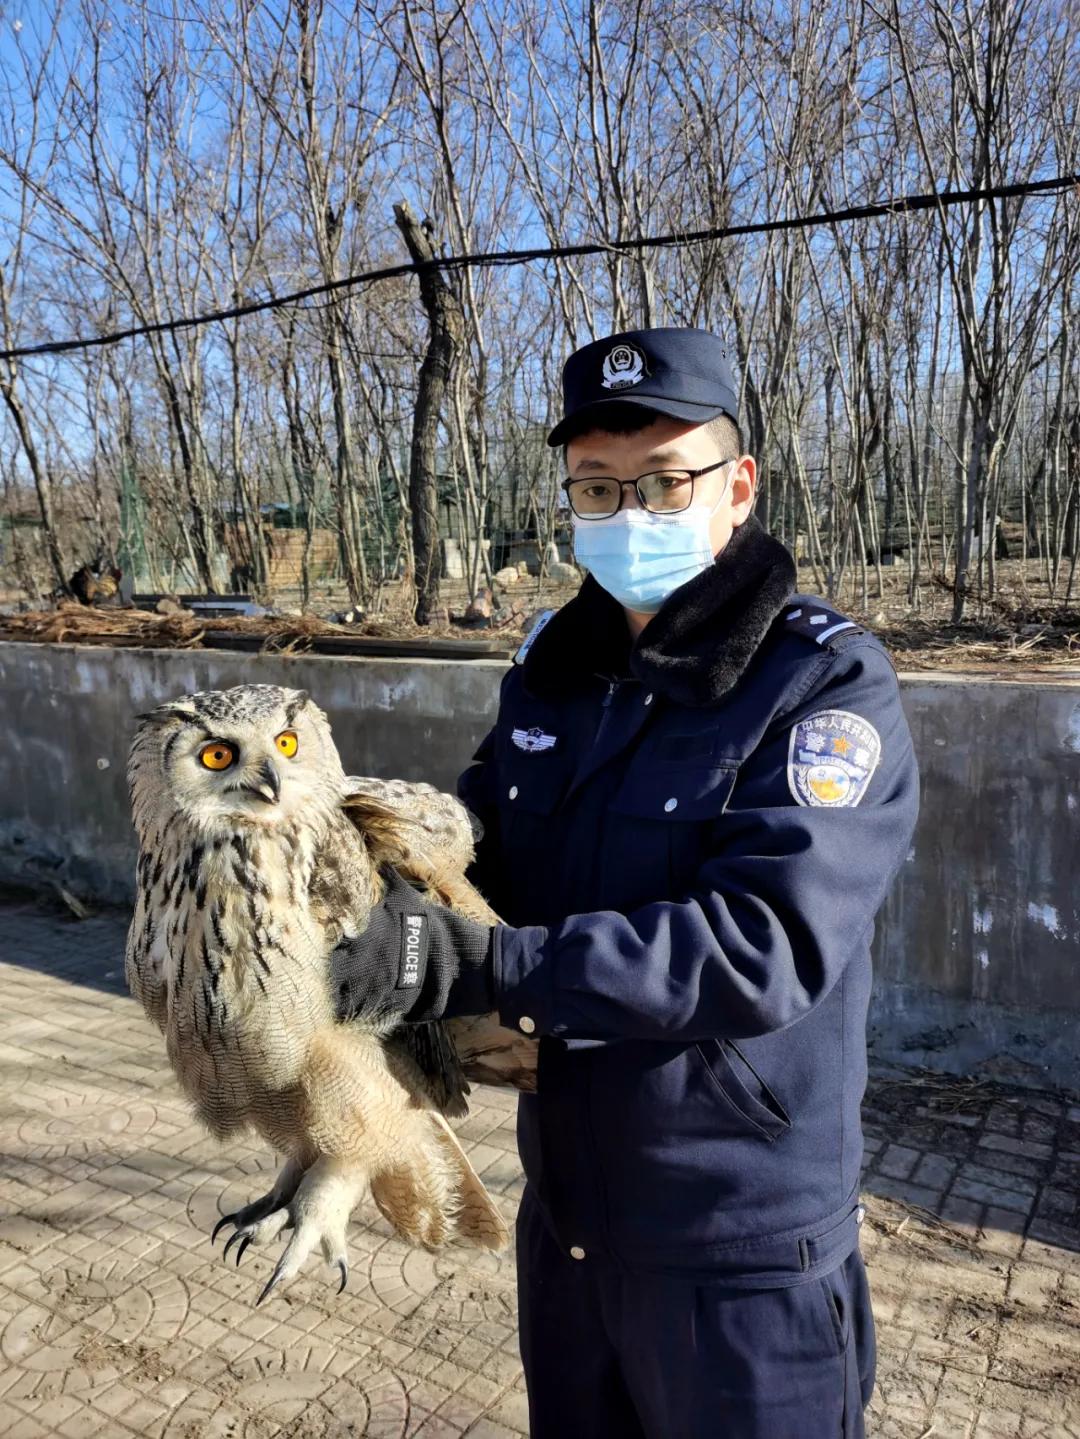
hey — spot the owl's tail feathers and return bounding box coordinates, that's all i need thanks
[369,1115,509,1253]
[431,1113,510,1251]
[369,1152,451,1248]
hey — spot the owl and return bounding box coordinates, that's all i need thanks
[125,683,535,1304]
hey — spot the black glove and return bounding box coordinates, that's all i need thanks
[332,866,496,1024]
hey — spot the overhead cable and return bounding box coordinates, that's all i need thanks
[1,172,1077,362]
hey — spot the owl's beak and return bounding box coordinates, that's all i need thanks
[242,757,281,805]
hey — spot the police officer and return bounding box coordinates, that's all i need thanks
[343,327,920,1438]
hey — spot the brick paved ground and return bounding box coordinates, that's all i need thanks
[0,898,1077,1439]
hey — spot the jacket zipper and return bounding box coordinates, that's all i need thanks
[593,677,619,748]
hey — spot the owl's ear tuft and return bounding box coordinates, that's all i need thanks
[283,690,312,723]
[135,703,198,725]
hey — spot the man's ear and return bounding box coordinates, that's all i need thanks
[730,455,757,523]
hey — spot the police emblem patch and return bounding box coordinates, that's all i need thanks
[601,342,647,391]
[786,709,881,808]
[512,726,557,754]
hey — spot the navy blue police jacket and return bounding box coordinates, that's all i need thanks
[457,516,919,1286]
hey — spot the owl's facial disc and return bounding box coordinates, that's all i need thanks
[192,727,307,808]
[143,685,344,837]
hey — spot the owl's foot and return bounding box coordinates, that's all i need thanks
[211,1156,304,1262]
[227,1155,367,1305]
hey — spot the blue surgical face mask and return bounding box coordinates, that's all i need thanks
[572,466,734,613]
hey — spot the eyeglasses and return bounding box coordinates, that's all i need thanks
[562,458,737,520]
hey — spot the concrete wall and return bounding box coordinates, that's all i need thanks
[872,673,1080,1087]
[2,641,1078,1088]
[0,642,502,904]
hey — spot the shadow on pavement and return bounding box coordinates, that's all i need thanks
[0,894,131,998]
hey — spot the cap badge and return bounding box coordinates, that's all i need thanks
[601,343,647,391]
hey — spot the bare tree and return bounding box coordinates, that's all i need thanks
[393,202,463,625]
[1,0,1077,628]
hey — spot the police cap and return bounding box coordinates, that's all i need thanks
[546,326,739,448]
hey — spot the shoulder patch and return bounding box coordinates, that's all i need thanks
[787,709,881,808]
[514,609,557,665]
[783,604,864,647]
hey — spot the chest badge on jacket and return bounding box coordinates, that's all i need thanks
[787,709,881,807]
[512,726,558,754]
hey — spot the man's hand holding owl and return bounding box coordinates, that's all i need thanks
[332,867,497,1024]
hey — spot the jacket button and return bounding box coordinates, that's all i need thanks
[644,692,654,706]
[569,1245,586,1260]
[508,785,519,800]
[664,797,678,812]
[519,1015,536,1034]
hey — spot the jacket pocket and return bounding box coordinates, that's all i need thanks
[695,1039,792,1142]
[495,708,574,818]
[499,758,566,815]
[495,733,575,821]
[604,763,738,902]
[815,1266,849,1358]
[608,762,738,823]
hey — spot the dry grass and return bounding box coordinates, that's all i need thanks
[0,602,522,654]
[834,560,1080,672]
[2,559,1080,673]
[868,616,1080,673]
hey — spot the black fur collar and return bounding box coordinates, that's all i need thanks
[523,515,797,708]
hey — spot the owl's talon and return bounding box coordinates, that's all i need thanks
[212,1212,237,1245]
[244,1155,365,1304]
[223,1227,253,1266]
[211,1157,306,1258]
[256,1261,284,1307]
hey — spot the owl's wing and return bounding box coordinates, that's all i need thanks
[341,776,480,876]
[388,1023,471,1119]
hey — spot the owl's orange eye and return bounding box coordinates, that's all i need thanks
[276,731,298,758]
[199,741,236,771]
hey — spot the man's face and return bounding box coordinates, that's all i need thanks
[565,413,757,559]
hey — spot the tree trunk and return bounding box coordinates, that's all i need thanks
[393,202,464,626]
[0,374,67,593]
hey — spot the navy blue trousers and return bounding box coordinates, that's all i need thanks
[516,1192,875,1439]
